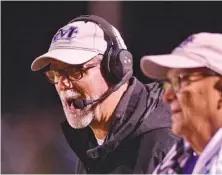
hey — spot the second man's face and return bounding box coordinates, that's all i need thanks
[163,68,221,138]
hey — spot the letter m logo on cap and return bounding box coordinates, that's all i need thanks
[52,26,79,42]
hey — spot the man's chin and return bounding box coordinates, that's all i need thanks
[66,115,93,129]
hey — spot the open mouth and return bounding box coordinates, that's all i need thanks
[67,98,75,107]
[66,97,81,112]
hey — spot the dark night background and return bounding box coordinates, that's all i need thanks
[2,1,222,173]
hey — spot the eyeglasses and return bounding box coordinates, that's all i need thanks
[44,62,100,84]
[164,71,220,93]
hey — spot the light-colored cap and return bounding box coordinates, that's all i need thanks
[140,32,222,79]
[31,20,127,71]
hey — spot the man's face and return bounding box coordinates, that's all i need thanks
[50,57,109,129]
[163,67,221,137]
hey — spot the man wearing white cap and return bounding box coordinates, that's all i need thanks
[140,32,222,174]
[31,15,178,173]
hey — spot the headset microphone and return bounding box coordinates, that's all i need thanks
[72,72,132,109]
[72,90,112,109]
[72,99,94,109]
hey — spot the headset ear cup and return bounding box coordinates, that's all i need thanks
[110,49,133,83]
[101,48,133,85]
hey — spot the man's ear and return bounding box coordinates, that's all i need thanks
[215,77,222,110]
[219,77,222,87]
[215,77,222,91]
[218,77,222,91]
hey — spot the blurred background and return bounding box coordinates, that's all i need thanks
[2,1,222,173]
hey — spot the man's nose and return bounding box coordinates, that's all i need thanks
[57,75,73,91]
[163,86,177,104]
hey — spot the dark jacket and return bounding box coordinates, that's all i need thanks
[61,77,179,174]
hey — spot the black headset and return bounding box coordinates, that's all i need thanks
[69,15,133,85]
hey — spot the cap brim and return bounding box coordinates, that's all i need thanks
[140,54,204,80]
[31,49,99,71]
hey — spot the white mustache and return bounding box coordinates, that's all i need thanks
[60,90,82,101]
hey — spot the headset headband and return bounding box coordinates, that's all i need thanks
[68,15,123,49]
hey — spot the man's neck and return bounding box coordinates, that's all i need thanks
[90,82,129,140]
[183,123,215,155]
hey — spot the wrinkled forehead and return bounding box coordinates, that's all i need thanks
[167,67,211,78]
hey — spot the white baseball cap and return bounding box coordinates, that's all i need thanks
[31,20,127,71]
[140,32,222,80]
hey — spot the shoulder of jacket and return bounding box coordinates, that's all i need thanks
[140,128,179,149]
